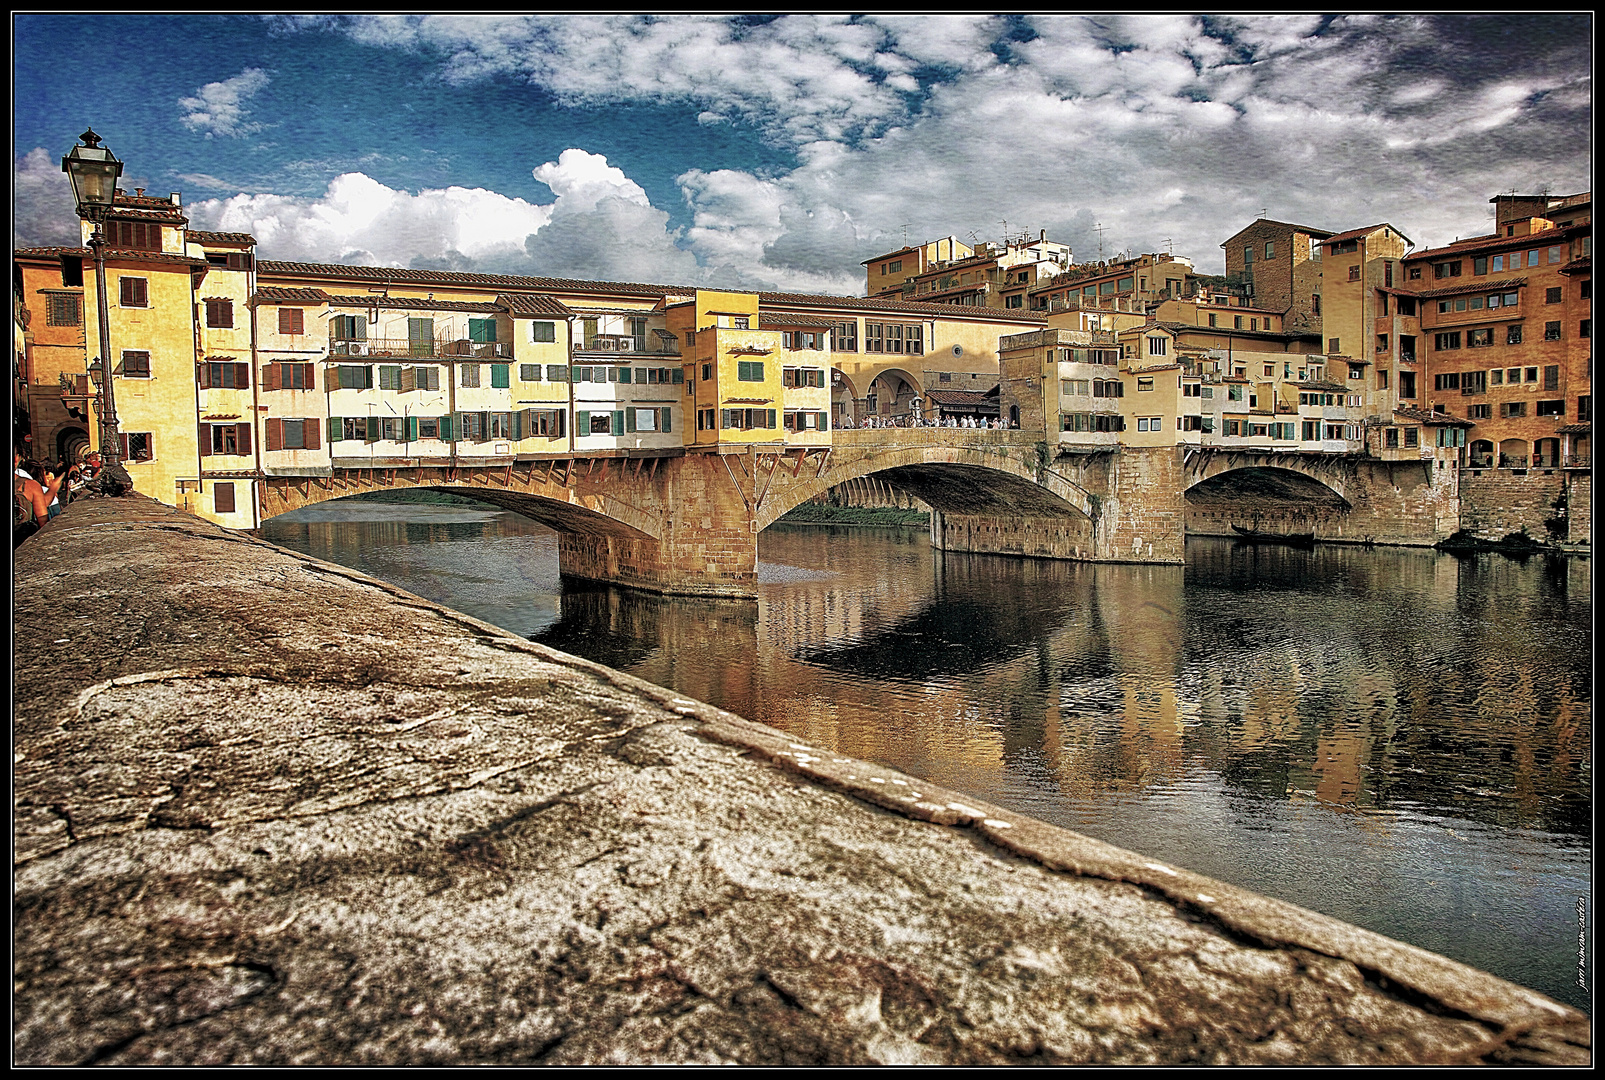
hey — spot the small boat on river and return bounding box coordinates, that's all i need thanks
[1231,525,1316,548]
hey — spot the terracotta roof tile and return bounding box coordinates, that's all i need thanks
[252,287,332,304]
[925,388,999,406]
[14,246,88,259]
[1554,422,1591,434]
[258,260,677,296]
[100,249,207,267]
[496,293,575,318]
[324,293,502,314]
[1321,223,1412,247]
[1405,276,1527,300]
[187,230,256,245]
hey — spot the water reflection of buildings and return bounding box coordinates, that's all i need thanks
[532,525,1587,838]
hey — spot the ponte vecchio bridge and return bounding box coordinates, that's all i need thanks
[262,430,1461,598]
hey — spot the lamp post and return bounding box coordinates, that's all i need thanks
[61,128,123,468]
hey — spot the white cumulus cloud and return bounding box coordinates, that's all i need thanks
[179,67,271,138]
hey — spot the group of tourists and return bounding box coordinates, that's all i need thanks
[836,413,1017,430]
[13,447,99,548]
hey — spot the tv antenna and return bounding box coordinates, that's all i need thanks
[1258,208,1267,219]
[1092,222,1108,260]
[900,222,912,245]
[1163,238,1174,257]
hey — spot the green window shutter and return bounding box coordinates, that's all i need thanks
[327,417,343,443]
[672,368,684,384]
[626,409,637,433]
[818,412,829,431]
[406,416,418,442]
[532,321,555,343]
[661,408,671,433]
[511,411,523,440]
[619,366,632,384]
[354,315,367,341]
[547,365,566,382]
[611,410,624,437]
[577,411,589,432]
[364,365,374,389]
[469,318,496,344]
[491,364,509,388]
[439,415,454,441]
[766,409,776,429]
[366,416,379,443]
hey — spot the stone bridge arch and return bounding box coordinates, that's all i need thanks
[260,462,665,542]
[754,431,1099,531]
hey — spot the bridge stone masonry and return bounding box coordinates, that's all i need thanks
[262,432,1466,597]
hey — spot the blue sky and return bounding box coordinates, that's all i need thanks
[14,14,1593,293]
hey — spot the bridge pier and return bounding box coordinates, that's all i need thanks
[930,447,1188,565]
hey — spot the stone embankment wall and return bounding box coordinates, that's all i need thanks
[1459,469,1590,544]
[13,498,1589,1065]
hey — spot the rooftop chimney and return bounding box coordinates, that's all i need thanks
[170,192,181,206]
[134,188,144,197]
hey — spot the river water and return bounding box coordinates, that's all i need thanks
[262,503,1592,1012]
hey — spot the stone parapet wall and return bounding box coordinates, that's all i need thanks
[12,497,1588,1064]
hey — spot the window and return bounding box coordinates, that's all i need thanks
[1312,294,1321,315]
[1227,385,1244,402]
[410,366,441,392]
[720,408,777,430]
[1536,400,1565,417]
[1264,241,1275,259]
[202,422,251,456]
[268,362,314,390]
[461,363,481,388]
[1469,404,1491,419]
[1433,261,1462,279]
[546,365,568,382]
[120,350,151,378]
[1581,280,1591,301]
[1146,337,1168,357]
[1349,365,1365,380]
[119,277,148,307]
[1117,276,1134,292]
[865,322,883,352]
[491,364,510,389]
[335,364,372,390]
[378,365,401,391]
[1005,294,1023,308]
[782,367,826,388]
[1182,383,1201,397]
[1434,373,1461,391]
[46,293,82,326]
[1397,297,1415,315]
[520,364,541,382]
[1385,428,1399,449]
[205,299,233,328]
[1137,377,1155,391]
[1462,370,1487,394]
[532,321,556,343]
[887,259,901,273]
[1403,427,1419,448]
[1243,245,1254,265]
[1543,286,1564,304]
[1398,371,1416,398]
[1544,365,1559,390]
[1549,245,1563,264]
[1333,239,1358,254]
[1490,369,1504,386]
[1407,265,1421,279]
[330,314,366,342]
[1544,322,1562,341]
[832,321,857,352]
[1135,417,1164,432]
[1501,402,1527,418]
[1435,332,1462,351]
[1467,328,1493,348]
[1473,256,1488,276]
[272,419,314,451]
[1582,320,1592,339]
[1348,265,1361,282]
[1208,314,1217,327]
[738,360,765,381]
[108,219,163,251]
[1578,396,1591,421]
[198,360,249,388]
[1235,315,1244,329]
[274,307,303,335]
[1328,337,1340,353]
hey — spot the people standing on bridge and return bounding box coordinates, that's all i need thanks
[14,448,50,548]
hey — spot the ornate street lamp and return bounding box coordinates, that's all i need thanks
[61,128,125,471]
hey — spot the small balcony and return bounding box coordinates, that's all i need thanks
[1398,351,1417,364]
[1563,455,1591,469]
[1468,455,1494,469]
[1498,454,1529,469]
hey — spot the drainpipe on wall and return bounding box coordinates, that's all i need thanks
[249,293,262,528]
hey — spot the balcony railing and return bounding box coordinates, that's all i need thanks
[331,338,512,359]
[1563,455,1591,468]
[58,372,91,397]
[1532,455,1560,468]
[1468,455,1494,469]
[1498,454,1529,469]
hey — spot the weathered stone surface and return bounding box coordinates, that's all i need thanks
[13,498,1590,1065]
